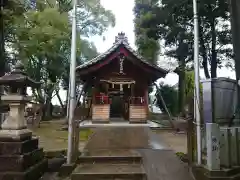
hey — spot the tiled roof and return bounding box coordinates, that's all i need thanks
[76,32,168,74]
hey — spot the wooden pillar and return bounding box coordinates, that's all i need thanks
[106,83,109,94]
[92,86,96,104]
[145,87,149,115]
[131,84,135,98]
[91,85,96,121]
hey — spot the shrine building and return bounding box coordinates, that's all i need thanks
[76,33,168,123]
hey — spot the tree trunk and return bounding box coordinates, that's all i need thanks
[230,0,240,78]
[0,6,5,124]
[154,83,175,129]
[178,59,186,115]
[44,98,52,120]
[176,38,187,115]
[199,18,211,79]
[229,0,240,119]
[43,91,53,120]
[0,7,4,75]
[76,83,87,108]
[210,18,217,78]
[56,90,65,115]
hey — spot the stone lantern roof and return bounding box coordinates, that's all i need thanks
[0,61,40,88]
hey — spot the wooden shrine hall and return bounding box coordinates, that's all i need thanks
[76,32,167,123]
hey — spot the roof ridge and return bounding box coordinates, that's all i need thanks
[76,41,121,69]
[76,33,168,75]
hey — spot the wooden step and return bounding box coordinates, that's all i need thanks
[71,163,146,180]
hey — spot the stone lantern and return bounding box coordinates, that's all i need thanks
[0,62,40,139]
[0,62,46,180]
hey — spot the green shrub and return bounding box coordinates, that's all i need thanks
[155,83,178,116]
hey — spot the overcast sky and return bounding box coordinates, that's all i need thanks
[90,0,236,84]
[52,0,236,105]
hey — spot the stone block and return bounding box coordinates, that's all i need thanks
[0,129,32,141]
[0,159,47,180]
[58,163,77,177]
[0,136,46,180]
[92,120,109,124]
[230,128,239,166]
[0,138,38,155]
[47,158,65,172]
[129,120,147,124]
[220,128,231,168]
[206,123,220,170]
[0,148,44,172]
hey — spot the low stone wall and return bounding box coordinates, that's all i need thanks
[129,105,147,123]
[92,104,110,123]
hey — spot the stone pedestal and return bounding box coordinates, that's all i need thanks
[0,95,47,180]
[0,138,47,180]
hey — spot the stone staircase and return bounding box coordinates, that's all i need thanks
[71,149,147,180]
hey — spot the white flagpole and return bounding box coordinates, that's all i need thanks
[193,0,202,165]
[67,0,77,164]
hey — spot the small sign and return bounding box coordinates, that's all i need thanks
[206,123,220,170]
[119,57,124,74]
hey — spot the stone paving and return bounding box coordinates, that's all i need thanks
[79,120,163,128]
[77,126,194,180]
[40,126,193,180]
[84,127,154,150]
[154,130,187,153]
[139,149,194,180]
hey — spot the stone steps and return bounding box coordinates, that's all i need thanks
[72,163,146,180]
[82,149,142,156]
[71,149,147,180]
[78,155,142,164]
[79,149,142,164]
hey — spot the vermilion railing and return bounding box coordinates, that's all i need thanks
[95,95,110,104]
[94,96,145,105]
[129,97,145,106]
